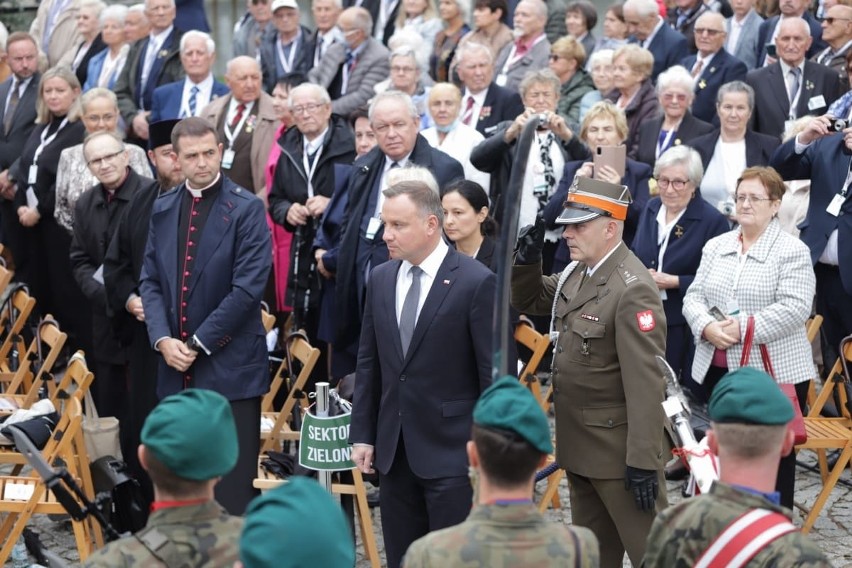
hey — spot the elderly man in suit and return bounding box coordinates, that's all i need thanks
[625,0,689,81]
[115,0,184,143]
[746,17,842,139]
[309,7,389,118]
[310,0,343,67]
[29,0,81,67]
[150,31,229,122]
[259,0,314,94]
[350,176,495,568]
[494,0,550,93]
[325,91,464,380]
[770,115,852,381]
[200,56,278,200]
[233,0,273,60]
[140,117,272,516]
[725,0,763,70]
[812,3,852,87]
[681,12,748,123]
[0,32,40,269]
[512,177,668,568]
[755,0,826,66]
[456,41,524,137]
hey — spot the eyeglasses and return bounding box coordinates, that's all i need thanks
[84,113,117,124]
[290,103,325,115]
[662,92,688,102]
[656,177,690,190]
[390,65,417,73]
[735,194,775,204]
[86,149,125,169]
[820,16,852,24]
[694,27,725,36]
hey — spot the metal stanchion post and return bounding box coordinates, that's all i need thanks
[315,382,332,491]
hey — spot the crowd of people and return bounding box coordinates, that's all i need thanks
[0,0,850,564]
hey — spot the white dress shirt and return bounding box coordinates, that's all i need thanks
[460,87,488,129]
[395,238,449,324]
[181,74,214,117]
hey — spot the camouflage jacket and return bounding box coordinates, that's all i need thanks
[644,482,832,567]
[83,500,243,567]
[402,502,599,567]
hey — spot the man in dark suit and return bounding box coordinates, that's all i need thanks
[493,0,551,93]
[149,31,229,122]
[624,0,689,81]
[358,0,398,45]
[455,41,524,137]
[755,0,826,66]
[139,117,272,516]
[328,91,464,376]
[350,179,495,568]
[259,0,314,93]
[114,0,184,143]
[103,119,183,502]
[681,12,748,123]
[811,3,852,90]
[770,115,852,373]
[310,0,343,67]
[0,32,40,269]
[669,0,709,53]
[746,17,842,139]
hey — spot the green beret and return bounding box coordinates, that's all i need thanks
[240,477,355,568]
[708,368,794,425]
[141,389,238,480]
[473,376,553,454]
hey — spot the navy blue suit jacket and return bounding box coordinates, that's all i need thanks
[349,246,495,477]
[149,79,230,122]
[476,82,524,137]
[756,13,826,67]
[543,158,651,272]
[681,49,748,123]
[770,135,852,294]
[140,176,272,400]
[175,0,210,32]
[632,23,689,81]
[630,195,729,326]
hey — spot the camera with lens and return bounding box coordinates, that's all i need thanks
[830,118,848,132]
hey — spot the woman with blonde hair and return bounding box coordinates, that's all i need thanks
[549,35,594,126]
[605,44,659,159]
[396,0,444,56]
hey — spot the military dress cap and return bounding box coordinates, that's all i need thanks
[708,368,794,425]
[141,389,238,480]
[148,119,180,150]
[556,176,633,225]
[240,477,356,568]
[473,376,553,454]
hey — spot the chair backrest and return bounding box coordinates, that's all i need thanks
[0,287,36,363]
[0,263,12,298]
[809,336,852,420]
[20,317,68,407]
[514,321,550,408]
[54,351,95,409]
[806,316,824,343]
[261,310,276,334]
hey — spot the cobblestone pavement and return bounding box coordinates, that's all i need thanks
[3,449,850,567]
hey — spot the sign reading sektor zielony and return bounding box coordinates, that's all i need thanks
[298,412,355,471]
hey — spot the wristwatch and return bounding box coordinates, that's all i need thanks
[186,335,203,353]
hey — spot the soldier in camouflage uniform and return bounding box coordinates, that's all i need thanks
[84,389,243,567]
[644,368,832,567]
[402,377,599,567]
[511,177,668,568]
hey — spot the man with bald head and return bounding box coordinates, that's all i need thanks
[309,7,390,117]
[115,0,184,143]
[200,56,278,199]
[746,16,842,138]
[493,0,550,93]
[812,3,852,85]
[681,12,748,122]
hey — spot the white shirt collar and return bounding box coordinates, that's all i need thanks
[401,238,449,281]
[643,17,665,48]
[384,152,412,170]
[304,126,328,154]
[587,241,623,276]
[185,172,221,196]
[779,58,805,76]
[185,73,214,91]
[227,97,255,116]
[696,50,718,68]
[148,25,173,49]
[462,86,488,104]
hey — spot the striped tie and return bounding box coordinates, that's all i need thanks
[187,85,199,117]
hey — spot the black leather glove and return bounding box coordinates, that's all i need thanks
[625,466,659,512]
[515,215,546,265]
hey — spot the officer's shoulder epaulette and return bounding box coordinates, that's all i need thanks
[616,263,641,286]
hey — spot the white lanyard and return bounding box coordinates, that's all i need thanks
[655,127,677,160]
[276,33,300,74]
[33,117,69,166]
[223,105,251,150]
[302,142,323,198]
[501,35,545,74]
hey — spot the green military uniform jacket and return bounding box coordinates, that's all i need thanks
[644,482,832,567]
[402,502,599,567]
[511,243,668,479]
[84,500,243,567]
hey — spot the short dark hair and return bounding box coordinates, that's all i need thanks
[275,71,307,91]
[441,179,498,236]
[474,0,508,22]
[607,3,624,22]
[348,107,369,129]
[171,117,219,153]
[144,449,211,497]
[472,424,543,488]
[567,0,598,29]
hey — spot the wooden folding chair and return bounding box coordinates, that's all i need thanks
[795,335,852,533]
[805,315,824,407]
[0,317,67,408]
[0,396,102,563]
[260,335,320,453]
[535,454,565,512]
[261,309,276,334]
[514,320,552,412]
[0,286,35,366]
[0,258,13,298]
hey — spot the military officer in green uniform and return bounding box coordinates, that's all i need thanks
[84,389,243,567]
[402,377,599,567]
[511,176,668,568]
[644,368,832,567]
